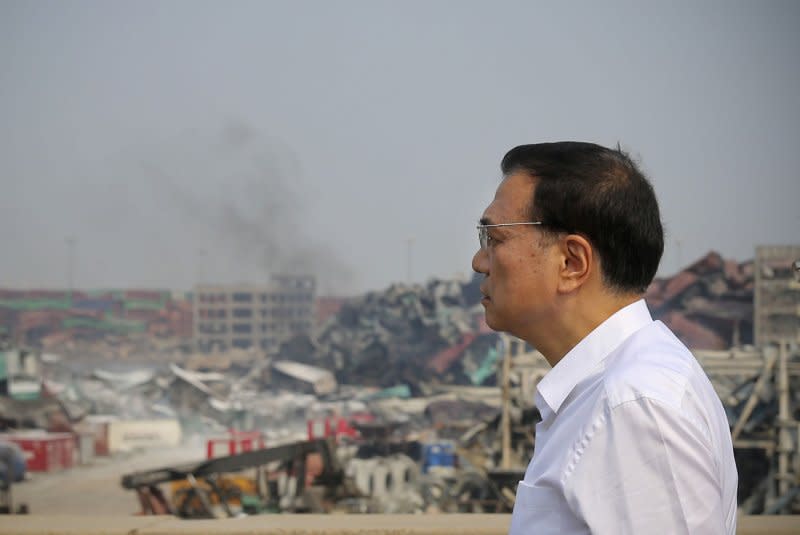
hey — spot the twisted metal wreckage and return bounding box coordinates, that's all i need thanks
[117,336,800,518]
[496,336,800,515]
[4,252,800,517]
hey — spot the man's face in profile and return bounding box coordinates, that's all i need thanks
[472,173,560,338]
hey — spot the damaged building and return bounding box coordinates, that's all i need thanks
[3,245,800,516]
[193,275,316,353]
[754,245,800,347]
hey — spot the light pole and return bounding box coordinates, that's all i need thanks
[406,237,414,284]
[66,237,76,291]
[196,248,208,285]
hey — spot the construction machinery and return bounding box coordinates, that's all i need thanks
[121,438,357,518]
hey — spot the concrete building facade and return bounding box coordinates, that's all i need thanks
[754,245,800,347]
[193,275,316,352]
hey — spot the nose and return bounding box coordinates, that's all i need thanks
[472,247,488,275]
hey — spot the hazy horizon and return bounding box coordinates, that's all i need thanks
[2,1,798,295]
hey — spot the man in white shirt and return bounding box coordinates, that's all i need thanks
[472,142,738,534]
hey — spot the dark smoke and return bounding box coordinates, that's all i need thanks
[142,122,355,294]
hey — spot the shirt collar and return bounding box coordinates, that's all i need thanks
[536,299,653,416]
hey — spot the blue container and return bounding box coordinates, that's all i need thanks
[422,442,456,474]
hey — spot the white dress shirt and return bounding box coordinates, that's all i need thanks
[509,300,738,535]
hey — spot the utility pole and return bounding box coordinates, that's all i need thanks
[196,248,208,285]
[66,237,76,291]
[406,238,414,284]
[194,248,207,353]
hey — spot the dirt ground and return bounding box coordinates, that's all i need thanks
[12,442,206,515]
[11,444,800,535]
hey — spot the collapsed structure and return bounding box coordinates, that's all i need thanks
[1,246,799,516]
[279,277,499,392]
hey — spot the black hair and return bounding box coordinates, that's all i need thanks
[501,142,664,294]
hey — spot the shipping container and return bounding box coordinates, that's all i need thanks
[123,300,166,312]
[124,290,168,302]
[23,290,69,300]
[0,431,75,472]
[107,419,181,452]
[206,431,265,459]
[72,299,119,313]
[123,309,162,321]
[3,299,71,312]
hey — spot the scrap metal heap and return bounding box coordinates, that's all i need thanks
[279,277,501,391]
[696,342,800,514]
[4,249,800,516]
[491,339,800,515]
[646,251,755,349]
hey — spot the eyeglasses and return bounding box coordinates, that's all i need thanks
[477,222,542,250]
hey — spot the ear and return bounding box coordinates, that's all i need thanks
[557,234,593,293]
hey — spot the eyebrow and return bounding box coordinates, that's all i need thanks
[479,216,494,226]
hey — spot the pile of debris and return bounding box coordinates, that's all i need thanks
[278,277,499,393]
[271,252,761,391]
[646,251,754,350]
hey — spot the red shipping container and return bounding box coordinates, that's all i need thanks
[306,417,360,441]
[206,431,265,459]
[0,432,75,472]
[23,290,69,300]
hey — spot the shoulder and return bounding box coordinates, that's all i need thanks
[602,320,701,411]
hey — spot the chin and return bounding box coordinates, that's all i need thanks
[483,312,504,333]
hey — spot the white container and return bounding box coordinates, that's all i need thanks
[76,432,95,464]
[107,419,182,452]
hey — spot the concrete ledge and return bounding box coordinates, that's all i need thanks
[0,514,797,535]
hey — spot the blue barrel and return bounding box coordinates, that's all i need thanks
[423,442,456,474]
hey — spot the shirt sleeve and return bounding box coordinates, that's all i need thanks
[562,397,728,535]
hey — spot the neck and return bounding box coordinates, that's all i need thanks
[523,292,642,367]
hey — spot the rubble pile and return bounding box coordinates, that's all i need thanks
[282,251,760,395]
[1,348,319,445]
[0,252,772,443]
[3,248,799,515]
[646,251,754,350]
[279,277,499,392]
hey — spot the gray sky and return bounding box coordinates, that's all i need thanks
[2,1,798,295]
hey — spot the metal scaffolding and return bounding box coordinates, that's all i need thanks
[499,333,800,514]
